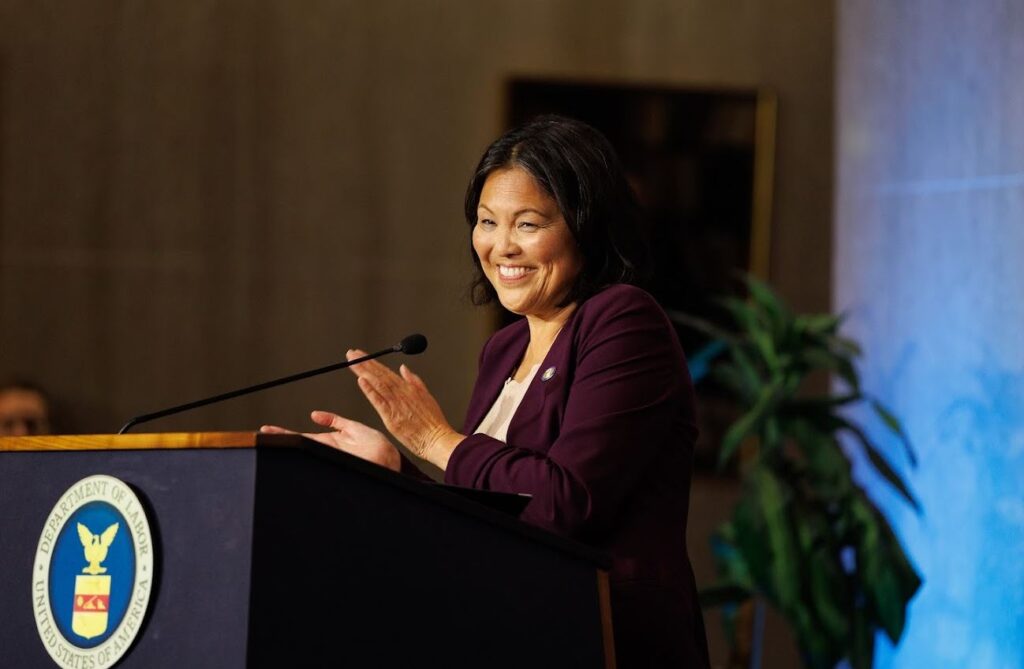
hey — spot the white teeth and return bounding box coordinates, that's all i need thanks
[499,266,531,279]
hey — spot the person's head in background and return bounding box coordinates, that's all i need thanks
[0,379,52,436]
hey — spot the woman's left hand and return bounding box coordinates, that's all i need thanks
[260,411,401,472]
[346,349,463,470]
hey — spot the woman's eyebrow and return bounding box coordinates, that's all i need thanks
[476,203,551,218]
[512,208,550,218]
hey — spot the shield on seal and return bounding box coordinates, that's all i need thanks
[72,575,111,639]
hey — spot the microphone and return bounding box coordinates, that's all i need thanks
[397,333,427,355]
[118,333,428,434]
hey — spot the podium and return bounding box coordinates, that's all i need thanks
[0,433,615,668]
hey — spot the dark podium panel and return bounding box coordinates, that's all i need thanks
[0,433,615,668]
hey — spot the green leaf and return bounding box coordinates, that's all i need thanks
[849,495,922,642]
[799,347,861,391]
[710,525,755,590]
[711,365,755,401]
[717,296,762,333]
[794,407,919,512]
[828,333,863,357]
[784,393,864,414]
[781,370,803,397]
[762,416,781,455]
[849,602,875,669]
[730,345,765,391]
[838,418,921,513]
[710,344,767,406]
[794,313,841,336]
[808,547,849,646]
[743,274,792,330]
[751,328,781,372]
[719,378,785,466]
[753,469,802,612]
[869,398,918,466]
[862,443,921,513]
[788,423,852,494]
[732,494,772,591]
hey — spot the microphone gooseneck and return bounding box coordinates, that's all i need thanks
[118,333,429,434]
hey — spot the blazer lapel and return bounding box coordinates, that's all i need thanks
[461,327,528,434]
[506,325,572,435]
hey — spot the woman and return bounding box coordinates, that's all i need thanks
[263,116,710,667]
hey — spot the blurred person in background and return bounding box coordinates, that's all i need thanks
[0,379,52,436]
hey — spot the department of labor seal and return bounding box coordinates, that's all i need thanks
[32,475,155,669]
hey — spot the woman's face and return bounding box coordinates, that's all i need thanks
[472,167,583,320]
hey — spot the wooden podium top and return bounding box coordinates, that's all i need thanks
[0,431,260,451]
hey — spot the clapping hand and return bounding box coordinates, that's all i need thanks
[344,349,463,470]
[260,410,401,472]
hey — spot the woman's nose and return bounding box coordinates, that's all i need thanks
[494,225,520,256]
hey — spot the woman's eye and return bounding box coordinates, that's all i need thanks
[517,221,538,230]
[477,218,496,228]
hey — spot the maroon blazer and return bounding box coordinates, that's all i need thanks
[446,284,709,667]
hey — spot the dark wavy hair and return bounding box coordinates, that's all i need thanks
[464,115,650,306]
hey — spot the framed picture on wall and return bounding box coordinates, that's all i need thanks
[503,77,777,472]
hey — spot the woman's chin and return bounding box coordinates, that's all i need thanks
[493,291,527,315]
[499,301,528,316]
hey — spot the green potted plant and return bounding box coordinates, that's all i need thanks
[675,276,921,669]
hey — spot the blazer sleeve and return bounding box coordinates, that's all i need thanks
[445,290,695,540]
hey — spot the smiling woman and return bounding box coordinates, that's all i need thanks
[264,116,709,667]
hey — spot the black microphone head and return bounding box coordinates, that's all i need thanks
[398,333,428,355]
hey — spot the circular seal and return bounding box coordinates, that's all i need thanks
[32,475,155,669]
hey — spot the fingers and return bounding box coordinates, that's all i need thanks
[311,410,349,430]
[352,361,405,406]
[311,409,384,441]
[262,414,362,439]
[356,376,390,419]
[400,364,428,391]
[347,350,422,392]
[355,375,412,445]
[259,424,295,434]
[346,349,396,379]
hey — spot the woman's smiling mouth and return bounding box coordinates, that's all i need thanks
[497,265,536,281]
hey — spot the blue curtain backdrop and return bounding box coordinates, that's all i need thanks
[835,3,1024,668]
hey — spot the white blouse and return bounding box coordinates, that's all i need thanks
[473,363,540,443]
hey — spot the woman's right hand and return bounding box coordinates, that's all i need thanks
[260,410,401,472]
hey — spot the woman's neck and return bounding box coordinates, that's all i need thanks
[513,304,576,381]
